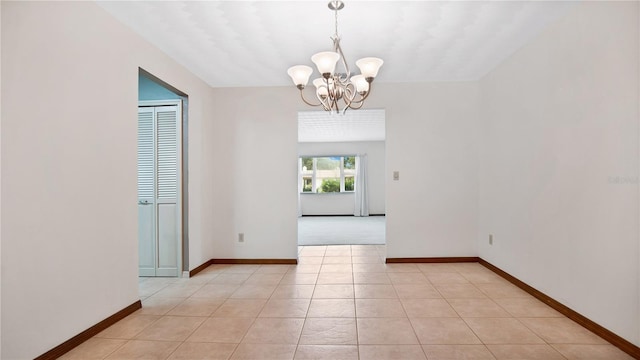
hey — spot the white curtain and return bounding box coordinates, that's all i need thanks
[297,157,303,217]
[354,154,369,217]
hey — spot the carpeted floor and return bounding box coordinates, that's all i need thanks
[297,216,386,246]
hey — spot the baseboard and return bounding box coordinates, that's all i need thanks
[189,259,214,277]
[386,257,480,263]
[211,258,298,265]
[34,300,142,360]
[300,214,386,217]
[479,259,640,359]
[190,258,298,276]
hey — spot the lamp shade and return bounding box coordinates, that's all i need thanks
[356,57,383,79]
[350,75,369,93]
[311,51,340,75]
[313,78,329,97]
[287,65,313,87]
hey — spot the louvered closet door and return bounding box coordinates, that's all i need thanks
[138,104,181,277]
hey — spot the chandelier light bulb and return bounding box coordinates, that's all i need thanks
[350,75,369,94]
[287,65,313,87]
[311,51,340,77]
[313,78,329,97]
[355,57,384,80]
[312,78,324,89]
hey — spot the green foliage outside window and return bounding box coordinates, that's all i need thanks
[344,156,355,169]
[320,178,341,193]
[302,157,313,171]
[345,176,354,191]
[303,177,312,192]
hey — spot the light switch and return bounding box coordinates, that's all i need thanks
[393,171,400,181]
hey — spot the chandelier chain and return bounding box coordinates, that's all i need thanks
[334,5,339,38]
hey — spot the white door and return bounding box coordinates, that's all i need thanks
[138,101,182,277]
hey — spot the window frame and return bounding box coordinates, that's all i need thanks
[299,155,356,194]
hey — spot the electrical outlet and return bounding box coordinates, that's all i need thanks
[393,171,400,181]
[489,234,493,245]
[238,233,245,243]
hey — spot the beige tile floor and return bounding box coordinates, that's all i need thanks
[61,245,633,360]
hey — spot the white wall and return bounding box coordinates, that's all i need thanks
[0,2,3,355]
[10,0,635,356]
[371,83,480,258]
[478,1,639,346]
[207,82,480,261]
[1,2,220,358]
[299,141,386,216]
[209,87,299,260]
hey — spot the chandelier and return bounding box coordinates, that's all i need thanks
[287,1,383,113]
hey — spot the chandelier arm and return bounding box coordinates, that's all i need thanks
[347,100,365,110]
[329,94,339,113]
[322,99,331,111]
[340,86,363,113]
[324,77,341,113]
[331,1,350,82]
[347,92,366,105]
[314,89,332,111]
[299,88,323,107]
[341,83,356,108]
[349,98,364,110]
[333,39,351,82]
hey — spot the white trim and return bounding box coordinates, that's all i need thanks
[139,99,182,107]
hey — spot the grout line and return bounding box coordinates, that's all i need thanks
[127,245,622,360]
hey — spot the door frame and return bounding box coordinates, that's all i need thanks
[139,99,183,277]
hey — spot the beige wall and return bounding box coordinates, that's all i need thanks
[208,82,480,260]
[209,86,299,259]
[2,0,638,357]
[372,82,480,258]
[1,2,219,358]
[478,1,640,345]
[0,1,3,355]
[0,2,483,353]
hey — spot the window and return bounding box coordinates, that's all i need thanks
[300,156,356,193]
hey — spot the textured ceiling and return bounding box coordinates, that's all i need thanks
[298,109,385,142]
[98,1,574,88]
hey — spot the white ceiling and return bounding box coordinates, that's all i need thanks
[98,1,575,88]
[298,109,385,142]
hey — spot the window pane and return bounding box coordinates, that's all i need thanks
[345,176,354,191]
[344,156,356,170]
[316,157,340,170]
[303,177,312,192]
[301,157,313,171]
[320,178,340,193]
[299,156,356,193]
[315,157,341,193]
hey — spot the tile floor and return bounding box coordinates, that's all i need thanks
[61,245,633,360]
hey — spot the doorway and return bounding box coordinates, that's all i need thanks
[138,69,188,277]
[297,109,386,246]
